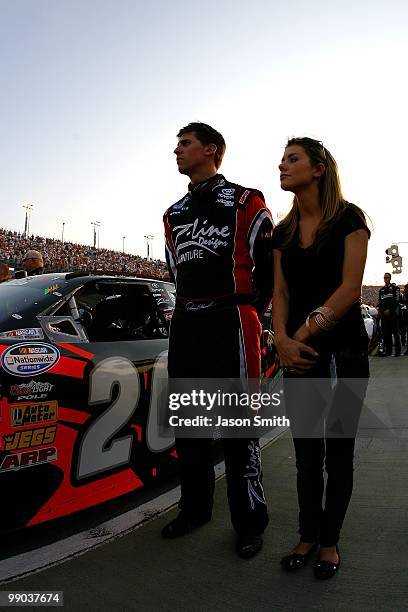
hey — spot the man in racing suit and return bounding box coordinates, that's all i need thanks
[162,122,273,558]
[378,272,401,356]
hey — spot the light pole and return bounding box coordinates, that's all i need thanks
[62,222,65,243]
[144,234,154,260]
[91,221,101,248]
[122,236,126,253]
[22,203,34,237]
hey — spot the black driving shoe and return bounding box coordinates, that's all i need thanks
[236,534,263,559]
[314,546,341,580]
[280,543,317,571]
[161,513,210,539]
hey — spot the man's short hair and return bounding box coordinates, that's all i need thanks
[24,249,43,262]
[177,122,226,169]
[384,272,391,278]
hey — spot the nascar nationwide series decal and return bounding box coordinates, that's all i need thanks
[0,447,57,472]
[2,425,57,451]
[10,400,58,427]
[1,343,60,377]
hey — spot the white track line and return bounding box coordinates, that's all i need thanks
[0,426,287,584]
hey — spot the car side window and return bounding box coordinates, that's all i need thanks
[50,302,72,317]
[70,281,168,342]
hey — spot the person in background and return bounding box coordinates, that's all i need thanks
[400,283,408,355]
[23,250,44,276]
[378,273,401,357]
[0,262,11,282]
[272,137,370,580]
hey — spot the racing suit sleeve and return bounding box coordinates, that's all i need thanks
[163,212,177,285]
[246,195,274,318]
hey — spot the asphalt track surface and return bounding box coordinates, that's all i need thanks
[1,356,408,611]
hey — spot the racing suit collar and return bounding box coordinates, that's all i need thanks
[188,174,225,194]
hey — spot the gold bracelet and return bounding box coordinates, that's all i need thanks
[306,306,337,332]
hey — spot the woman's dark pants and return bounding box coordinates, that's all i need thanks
[284,348,369,547]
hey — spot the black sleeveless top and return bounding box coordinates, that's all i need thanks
[272,203,370,350]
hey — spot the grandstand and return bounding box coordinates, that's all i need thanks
[0,228,168,279]
[1,228,405,297]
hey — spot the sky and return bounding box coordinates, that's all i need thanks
[1,0,407,284]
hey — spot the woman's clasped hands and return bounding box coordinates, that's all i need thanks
[275,329,319,374]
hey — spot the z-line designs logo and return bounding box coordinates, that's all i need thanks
[1,343,60,377]
[10,400,58,428]
[174,218,231,263]
[0,447,57,472]
[2,425,57,451]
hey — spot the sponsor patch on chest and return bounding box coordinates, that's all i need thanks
[173,218,232,261]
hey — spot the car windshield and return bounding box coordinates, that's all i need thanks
[0,275,67,324]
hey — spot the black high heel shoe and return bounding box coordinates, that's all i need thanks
[314,545,341,580]
[280,542,317,571]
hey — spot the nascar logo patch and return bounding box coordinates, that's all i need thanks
[1,343,60,377]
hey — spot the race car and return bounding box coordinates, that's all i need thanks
[0,273,279,532]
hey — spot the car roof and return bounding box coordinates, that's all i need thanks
[48,272,168,283]
[3,272,169,287]
[0,272,173,328]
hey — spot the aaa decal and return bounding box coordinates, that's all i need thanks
[0,447,57,472]
[1,343,60,377]
[2,426,57,451]
[10,400,58,427]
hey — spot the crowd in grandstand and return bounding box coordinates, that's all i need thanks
[1,228,406,301]
[0,228,168,279]
[361,286,382,306]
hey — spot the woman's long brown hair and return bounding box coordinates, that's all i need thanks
[277,137,367,250]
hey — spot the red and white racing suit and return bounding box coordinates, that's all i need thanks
[163,173,274,535]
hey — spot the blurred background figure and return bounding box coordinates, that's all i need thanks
[23,249,44,276]
[0,262,11,282]
[400,283,408,355]
[378,272,401,357]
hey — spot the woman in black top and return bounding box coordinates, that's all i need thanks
[272,137,370,579]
